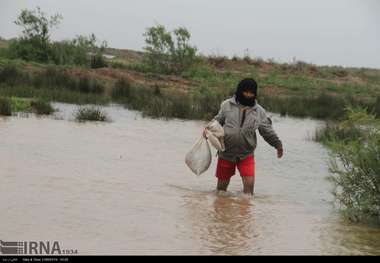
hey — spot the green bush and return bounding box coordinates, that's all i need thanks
[90,53,108,68]
[0,47,8,58]
[0,97,12,115]
[0,96,54,115]
[109,61,128,69]
[317,107,380,223]
[143,24,197,75]
[371,96,380,117]
[50,35,108,67]
[329,135,380,223]
[8,7,62,63]
[7,37,53,63]
[31,99,54,115]
[10,97,32,112]
[50,40,88,66]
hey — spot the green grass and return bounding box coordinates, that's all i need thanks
[10,96,32,112]
[0,96,55,115]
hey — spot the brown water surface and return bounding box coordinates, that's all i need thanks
[1,103,379,255]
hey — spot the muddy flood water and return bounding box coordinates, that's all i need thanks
[1,103,380,255]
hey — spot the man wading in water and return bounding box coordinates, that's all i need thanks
[203,78,283,195]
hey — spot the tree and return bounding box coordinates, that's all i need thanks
[143,24,197,74]
[9,7,107,67]
[15,7,62,43]
[8,7,62,62]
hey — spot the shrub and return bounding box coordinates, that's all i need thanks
[31,99,54,115]
[90,53,108,68]
[0,97,12,115]
[317,107,380,223]
[74,105,109,122]
[329,134,380,223]
[8,7,62,63]
[10,97,32,112]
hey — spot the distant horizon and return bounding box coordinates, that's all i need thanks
[1,0,379,69]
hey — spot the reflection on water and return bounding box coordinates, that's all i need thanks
[0,103,379,255]
[187,193,256,255]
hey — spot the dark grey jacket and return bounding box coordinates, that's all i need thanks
[212,96,282,162]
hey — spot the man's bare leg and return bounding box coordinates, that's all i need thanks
[217,179,230,192]
[241,176,255,195]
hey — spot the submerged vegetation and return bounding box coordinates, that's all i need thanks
[74,105,109,122]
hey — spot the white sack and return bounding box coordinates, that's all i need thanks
[185,136,212,176]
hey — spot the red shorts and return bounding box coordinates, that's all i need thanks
[216,155,255,181]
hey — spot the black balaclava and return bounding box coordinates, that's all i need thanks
[235,78,257,107]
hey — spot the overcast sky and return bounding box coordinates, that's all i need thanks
[0,0,379,68]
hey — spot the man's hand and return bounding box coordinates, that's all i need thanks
[202,128,208,139]
[277,147,283,159]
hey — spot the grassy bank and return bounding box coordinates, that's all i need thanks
[1,9,379,120]
[0,60,110,105]
[2,59,380,121]
[0,96,54,115]
[107,54,380,120]
[1,39,380,121]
